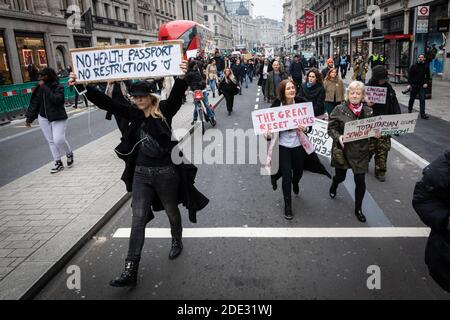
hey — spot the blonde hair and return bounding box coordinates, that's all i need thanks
[345,80,365,102]
[132,94,165,119]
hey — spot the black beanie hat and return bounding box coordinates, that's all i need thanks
[371,65,388,82]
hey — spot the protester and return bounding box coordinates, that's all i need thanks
[264,79,331,220]
[407,54,431,120]
[68,60,209,288]
[218,68,239,116]
[206,59,218,98]
[289,55,306,92]
[338,53,349,79]
[352,56,369,82]
[25,67,74,173]
[258,58,272,101]
[328,81,375,223]
[297,68,326,119]
[27,64,39,82]
[214,51,225,78]
[265,60,289,103]
[413,148,450,293]
[232,58,246,95]
[323,68,345,116]
[321,58,334,79]
[366,65,401,182]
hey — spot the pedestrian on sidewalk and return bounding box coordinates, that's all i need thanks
[297,68,326,119]
[265,60,289,103]
[407,54,431,120]
[366,65,401,182]
[258,58,272,101]
[219,68,239,115]
[68,61,209,288]
[264,79,331,220]
[323,68,345,116]
[321,58,334,79]
[25,67,74,173]
[289,55,306,93]
[413,147,450,293]
[206,59,218,98]
[328,81,375,223]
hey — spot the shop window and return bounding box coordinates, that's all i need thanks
[15,34,47,82]
[0,33,12,85]
[97,37,111,46]
[55,46,66,74]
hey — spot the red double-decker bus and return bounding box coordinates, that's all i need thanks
[158,20,214,59]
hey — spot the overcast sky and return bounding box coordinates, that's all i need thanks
[252,0,284,21]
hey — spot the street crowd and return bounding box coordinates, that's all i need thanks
[19,47,449,293]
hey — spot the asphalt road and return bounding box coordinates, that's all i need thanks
[0,107,118,187]
[32,80,450,300]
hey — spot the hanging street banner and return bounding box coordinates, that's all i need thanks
[297,19,305,35]
[310,119,332,158]
[251,103,315,135]
[365,86,388,104]
[305,10,315,29]
[70,40,184,83]
[343,113,419,143]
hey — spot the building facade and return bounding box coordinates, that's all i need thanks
[283,0,450,82]
[203,0,233,51]
[224,0,254,17]
[175,0,204,24]
[254,16,283,49]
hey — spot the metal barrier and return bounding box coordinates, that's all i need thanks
[0,77,75,124]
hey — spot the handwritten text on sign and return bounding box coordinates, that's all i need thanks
[343,113,418,143]
[252,103,315,135]
[70,41,183,83]
[310,119,332,158]
[366,86,387,104]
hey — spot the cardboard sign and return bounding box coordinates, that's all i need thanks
[365,86,388,104]
[252,103,315,135]
[205,41,216,54]
[343,113,419,143]
[310,119,332,158]
[244,53,253,61]
[265,47,274,58]
[70,40,184,83]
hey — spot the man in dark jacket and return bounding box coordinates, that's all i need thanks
[214,51,225,78]
[366,65,401,182]
[289,55,306,92]
[186,61,215,123]
[231,58,246,95]
[321,58,334,79]
[413,148,450,293]
[407,54,431,119]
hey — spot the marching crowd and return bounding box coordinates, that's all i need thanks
[20,47,449,293]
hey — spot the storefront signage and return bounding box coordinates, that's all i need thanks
[416,6,429,34]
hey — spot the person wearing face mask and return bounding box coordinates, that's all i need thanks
[68,61,209,288]
[407,54,431,119]
[25,68,74,173]
[366,65,401,182]
[328,81,374,223]
[297,68,326,119]
[265,60,289,103]
[264,79,331,220]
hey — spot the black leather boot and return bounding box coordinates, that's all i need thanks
[169,238,183,260]
[355,209,367,223]
[284,197,293,220]
[110,260,139,287]
[293,182,299,195]
[329,180,338,199]
[271,175,278,191]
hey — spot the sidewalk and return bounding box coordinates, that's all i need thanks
[0,92,224,300]
[343,68,450,122]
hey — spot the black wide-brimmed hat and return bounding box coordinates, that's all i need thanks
[129,81,154,97]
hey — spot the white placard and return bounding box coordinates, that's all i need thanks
[265,47,274,58]
[310,119,332,158]
[343,113,419,143]
[366,86,388,104]
[251,103,315,135]
[70,41,184,83]
[187,49,198,59]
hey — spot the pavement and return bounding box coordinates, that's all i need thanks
[0,89,223,300]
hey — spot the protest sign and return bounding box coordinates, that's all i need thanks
[70,40,184,83]
[186,49,198,59]
[366,86,387,104]
[343,113,419,143]
[252,103,315,135]
[265,47,274,58]
[310,119,332,158]
[244,53,253,61]
[205,41,216,54]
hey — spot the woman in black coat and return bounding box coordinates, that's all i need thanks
[264,79,331,220]
[69,61,209,288]
[218,67,239,115]
[413,148,450,293]
[297,68,326,119]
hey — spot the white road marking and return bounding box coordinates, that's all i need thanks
[256,98,260,103]
[255,104,259,109]
[391,139,430,169]
[257,92,260,97]
[113,227,430,239]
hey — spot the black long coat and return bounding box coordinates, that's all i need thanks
[413,148,450,293]
[26,81,67,123]
[77,79,209,223]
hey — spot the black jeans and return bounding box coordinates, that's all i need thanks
[279,145,307,199]
[127,165,182,262]
[333,168,366,211]
[408,85,426,116]
[223,92,234,112]
[340,65,347,78]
